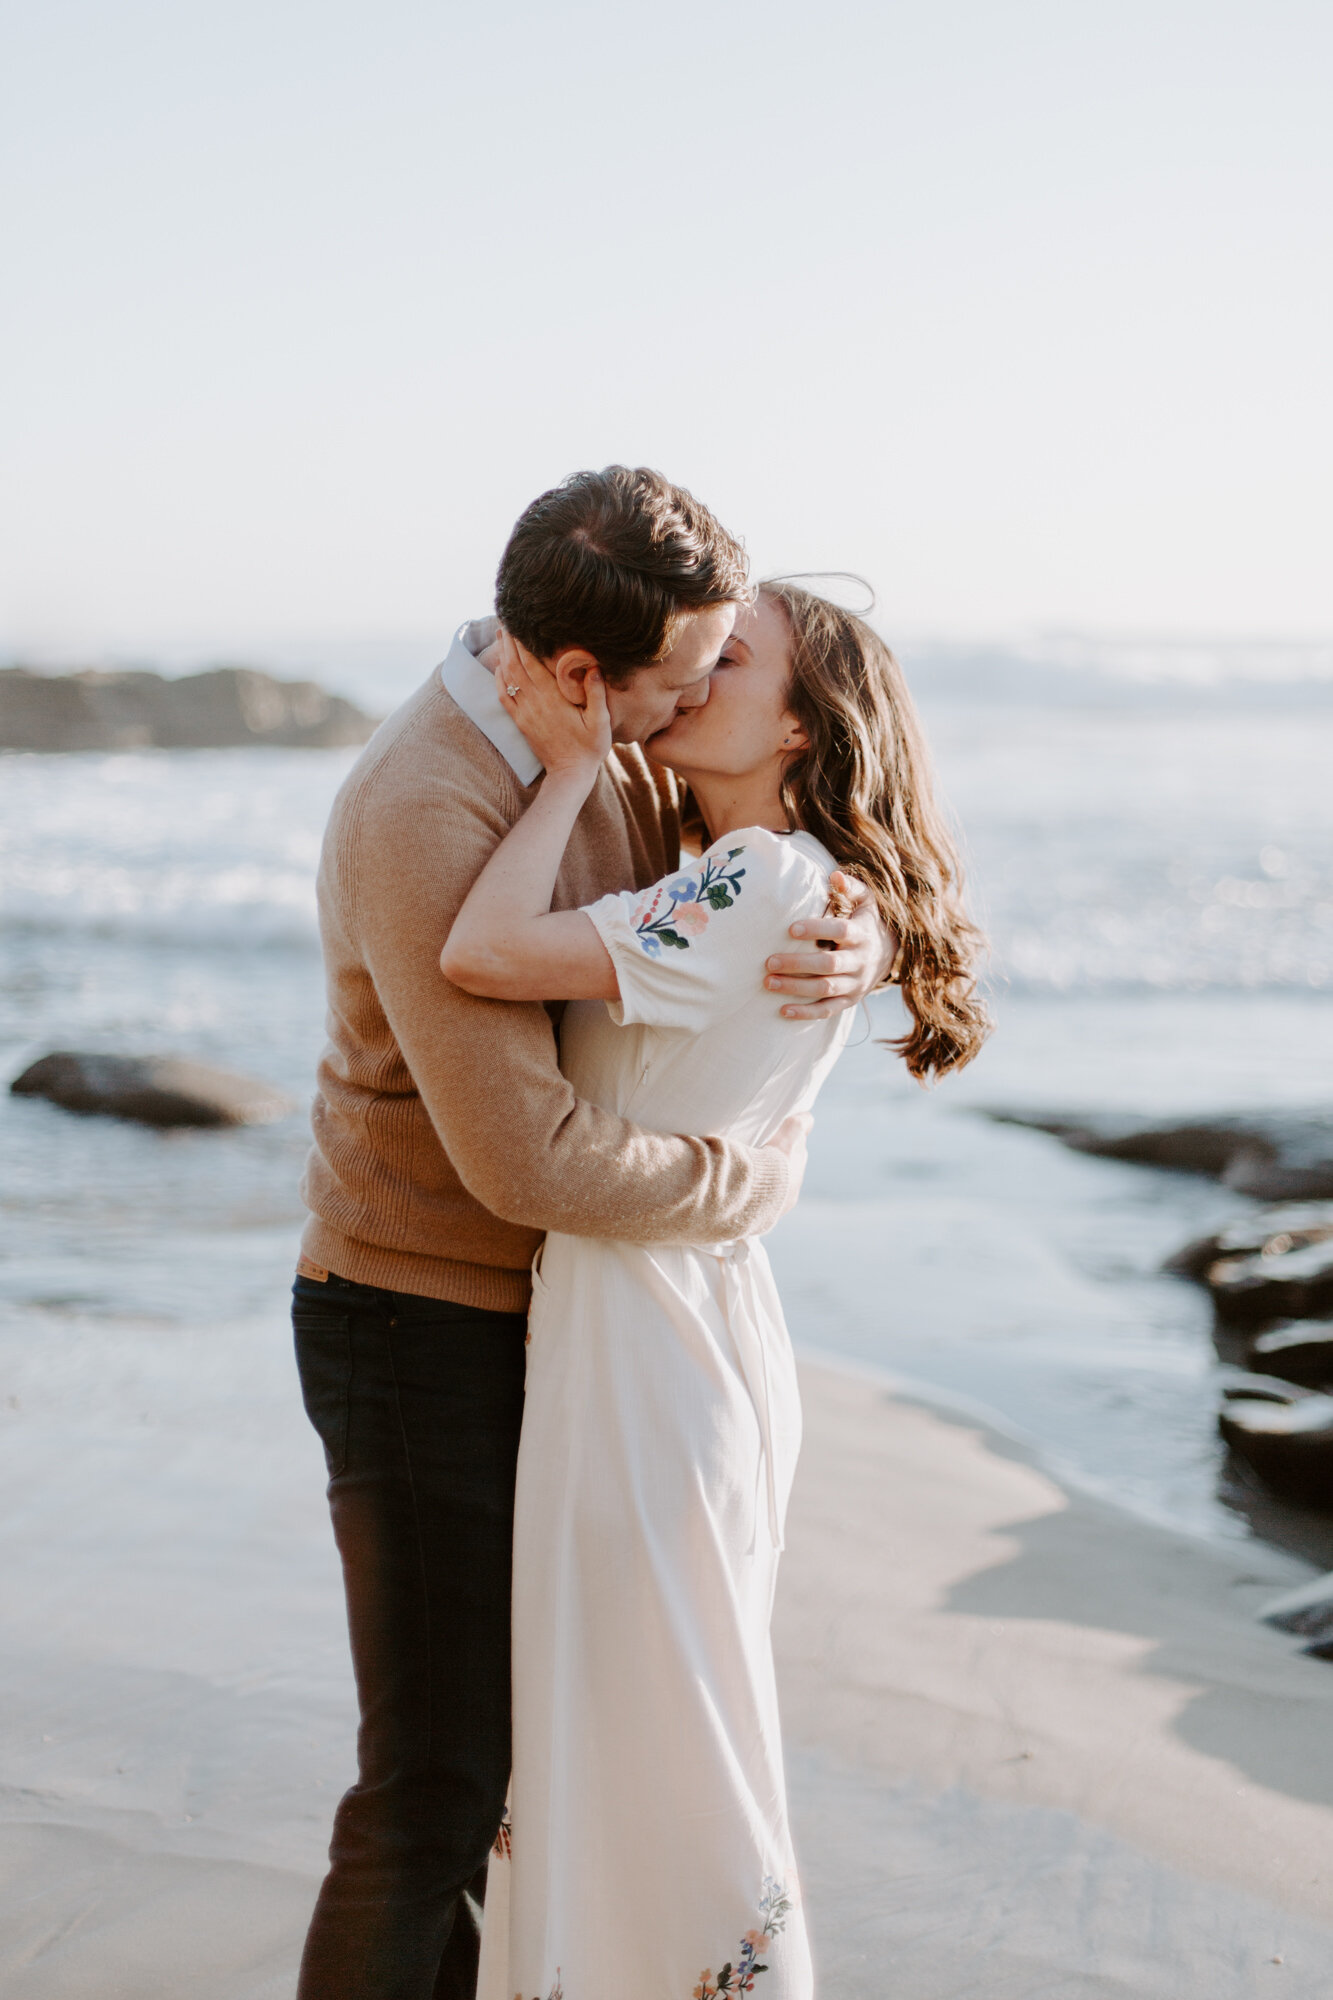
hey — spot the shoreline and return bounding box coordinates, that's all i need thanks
[797,1339,1331,1561]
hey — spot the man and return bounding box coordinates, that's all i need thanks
[292,466,889,1999]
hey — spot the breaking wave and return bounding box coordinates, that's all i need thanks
[2,703,1332,992]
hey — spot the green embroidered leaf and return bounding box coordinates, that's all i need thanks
[656,928,684,946]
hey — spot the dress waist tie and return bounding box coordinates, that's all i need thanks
[702,1239,783,1555]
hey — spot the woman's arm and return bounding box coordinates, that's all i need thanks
[439,639,622,1002]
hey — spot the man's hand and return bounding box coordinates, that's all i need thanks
[766,1112,813,1217]
[764,872,898,1021]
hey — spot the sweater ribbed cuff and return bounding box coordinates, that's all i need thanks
[750,1143,792,1235]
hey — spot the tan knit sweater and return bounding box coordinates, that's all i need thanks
[299,668,789,1312]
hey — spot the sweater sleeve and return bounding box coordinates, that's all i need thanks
[348,757,790,1243]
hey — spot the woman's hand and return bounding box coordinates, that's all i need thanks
[495,630,612,785]
[440,638,621,1001]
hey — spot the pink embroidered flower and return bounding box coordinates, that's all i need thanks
[631,845,746,956]
[694,1878,789,1996]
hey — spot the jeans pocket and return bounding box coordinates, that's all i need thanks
[293,1306,353,1477]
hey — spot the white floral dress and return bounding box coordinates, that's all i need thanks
[477,827,853,2000]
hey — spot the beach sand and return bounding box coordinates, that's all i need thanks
[780,1363,1333,1996]
[4,1336,1333,1998]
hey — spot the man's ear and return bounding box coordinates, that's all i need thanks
[549,648,600,708]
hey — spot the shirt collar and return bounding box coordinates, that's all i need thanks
[436,615,543,786]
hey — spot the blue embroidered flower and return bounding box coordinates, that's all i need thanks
[633,848,747,957]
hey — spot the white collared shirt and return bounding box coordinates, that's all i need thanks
[437,616,543,787]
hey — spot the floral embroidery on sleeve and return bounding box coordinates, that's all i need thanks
[630,848,747,957]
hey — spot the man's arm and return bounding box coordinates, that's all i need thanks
[349,771,796,1242]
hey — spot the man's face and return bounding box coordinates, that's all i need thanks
[603,601,738,746]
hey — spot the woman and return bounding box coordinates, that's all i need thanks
[441,581,989,1999]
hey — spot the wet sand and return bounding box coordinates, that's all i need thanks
[3,1336,1333,1997]
[781,1362,1333,1996]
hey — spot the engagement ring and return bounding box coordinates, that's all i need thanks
[506,684,520,698]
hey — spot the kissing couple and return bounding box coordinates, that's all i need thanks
[292,466,988,1999]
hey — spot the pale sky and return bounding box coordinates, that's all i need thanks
[3,0,1331,677]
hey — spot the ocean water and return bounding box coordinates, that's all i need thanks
[2,661,1332,1555]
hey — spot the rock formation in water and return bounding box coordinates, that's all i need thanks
[1218,1381,1333,1510]
[1164,1203,1333,1281]
[1157,1191,1333,1517]
[1249,1324,1333,1389]
[988,1110,1333,1201]
[1209,1237,1333,1329]
[0,664,377,752]
[10,1051,293,1128]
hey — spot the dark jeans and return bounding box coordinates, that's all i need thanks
[292,1271,528,2000]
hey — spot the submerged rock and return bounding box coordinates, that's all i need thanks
[0,664,376,752]
[1260,1570,1333,1644]
[10,1051,292,1128]
[1219,1370,1312,1405]
[1208,1237,1333,1329]
[1219,1392,1333,1510]
[1165,1203,1333,1283]
[1248,1324,1333,1390]
[989,1111,1333,1201]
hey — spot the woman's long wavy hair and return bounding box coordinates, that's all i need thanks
[762,579,991,1081]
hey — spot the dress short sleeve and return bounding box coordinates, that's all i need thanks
[581,828,832,1032]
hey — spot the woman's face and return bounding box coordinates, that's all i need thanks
[646,593,802,780]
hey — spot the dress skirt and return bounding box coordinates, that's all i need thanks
[477,1229,812,2000]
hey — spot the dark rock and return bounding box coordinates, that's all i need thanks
[1259,1571,1333,1642]
[1248,1325,1333,1390]
[989,1111,1333,1201]
[1165,1203,1333,1282]
[0,664,376,752]
[1219,1393,1333,1510]
[1208,1237,1333,1329]
[10,1051,292,1128]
